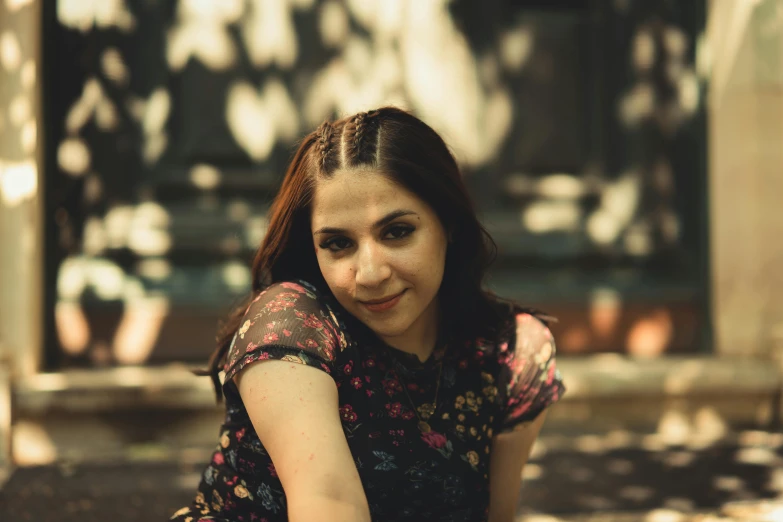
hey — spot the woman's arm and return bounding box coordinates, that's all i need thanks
[487,411,548,522]
[236,359,371,522]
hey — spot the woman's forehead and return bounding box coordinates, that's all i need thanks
[311,169,427,223]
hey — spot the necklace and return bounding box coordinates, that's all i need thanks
[396,361,444,434]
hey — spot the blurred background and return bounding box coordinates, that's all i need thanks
[0,0,782,520]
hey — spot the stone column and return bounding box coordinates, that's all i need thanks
[708,0,783,358]
[0,0,43,380]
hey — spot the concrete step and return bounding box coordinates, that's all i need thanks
[1,434,782,521]
[13,356,782,433]
[2,356,781,520]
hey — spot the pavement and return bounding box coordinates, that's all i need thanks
[1,431,782,521]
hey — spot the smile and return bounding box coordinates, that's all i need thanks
[359,290,407,312]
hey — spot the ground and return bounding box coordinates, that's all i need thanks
[1,431,782,521]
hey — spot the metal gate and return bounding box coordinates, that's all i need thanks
[41,0,708,369]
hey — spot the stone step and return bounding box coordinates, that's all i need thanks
[2,435,782,521]
[13,357,781,431]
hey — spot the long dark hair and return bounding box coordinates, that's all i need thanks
[196,107,514,400]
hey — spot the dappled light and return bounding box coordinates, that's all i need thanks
[57,138,90,176]
[2,0,782,521]
[606,458,634,475]
[241,0,309,70]
[112,297,170,365]
[714,476,746,493]
[722,500,783,521]
[626,309,674,358]
[54,254,171,363]
[226,79,299,161]
[12,421,57,466]
[621,486,656,503]
[499,25,534,73]
[100,47,128,85]
[127,202,172,256]
[644,510,686,522]
[587,174,641,245]
[510,425,783,518]
[318,1,349,48]
[166,0,241,71]
[34,0,712,366]
[55,301,91,356]
[0,159,36,206]
[575,435,609,455]
[65,78,110,133]
[188,164,221,191]
[221,261,252,292]
[0,30,21,71]
[136,258,172,281]
[57,0,135,33]
[522,463,543,481]
[523,201,581,234]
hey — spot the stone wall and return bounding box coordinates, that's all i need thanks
[708,0,783,359]
[0,0,43,379]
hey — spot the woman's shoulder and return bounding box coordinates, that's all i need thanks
[254,279,322,303]
[223,280,349,380]
[510,310,555,353]
[473,299,555,360]
[237,279,349,352]
[246,280,336,319]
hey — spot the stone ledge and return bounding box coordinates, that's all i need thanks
[11,356,783,417]
[14,364,220,414]
[557,355,782,399]
[550,356,782,433]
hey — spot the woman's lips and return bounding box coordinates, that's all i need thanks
[360,290,406,312]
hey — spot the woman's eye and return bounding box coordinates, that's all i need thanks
[385,224,414,240]
[321,237,352,252]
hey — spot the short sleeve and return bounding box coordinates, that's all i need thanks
[497,312,565,432]
[223,281,345,385]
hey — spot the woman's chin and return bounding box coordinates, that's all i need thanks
[357,315,412,341]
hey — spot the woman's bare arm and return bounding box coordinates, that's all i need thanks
[235,360,371,522]
[487,411,548,522]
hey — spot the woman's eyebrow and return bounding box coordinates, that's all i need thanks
[313,209,418,236]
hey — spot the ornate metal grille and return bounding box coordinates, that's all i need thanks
[41,0,707,368]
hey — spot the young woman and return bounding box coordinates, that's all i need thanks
[171,107,565,522]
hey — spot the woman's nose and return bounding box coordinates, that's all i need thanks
[354,242,392,288]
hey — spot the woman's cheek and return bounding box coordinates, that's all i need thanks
[329,262,355,293]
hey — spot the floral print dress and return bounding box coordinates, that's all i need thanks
[171,280,564,522]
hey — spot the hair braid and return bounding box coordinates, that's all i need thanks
[350,110,380,165]
[316,121,334,170]
[353,113,366,154]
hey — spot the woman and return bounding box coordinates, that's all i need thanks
[171,107,565,522]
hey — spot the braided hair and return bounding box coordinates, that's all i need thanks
[347,110,381,166]
[316,120,339,173]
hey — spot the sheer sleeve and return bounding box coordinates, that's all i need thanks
[497,312,565,432]
[223,281,345,385]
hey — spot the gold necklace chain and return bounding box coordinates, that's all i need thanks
[397,361,443,434]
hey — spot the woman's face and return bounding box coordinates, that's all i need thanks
[310,169,448,351]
